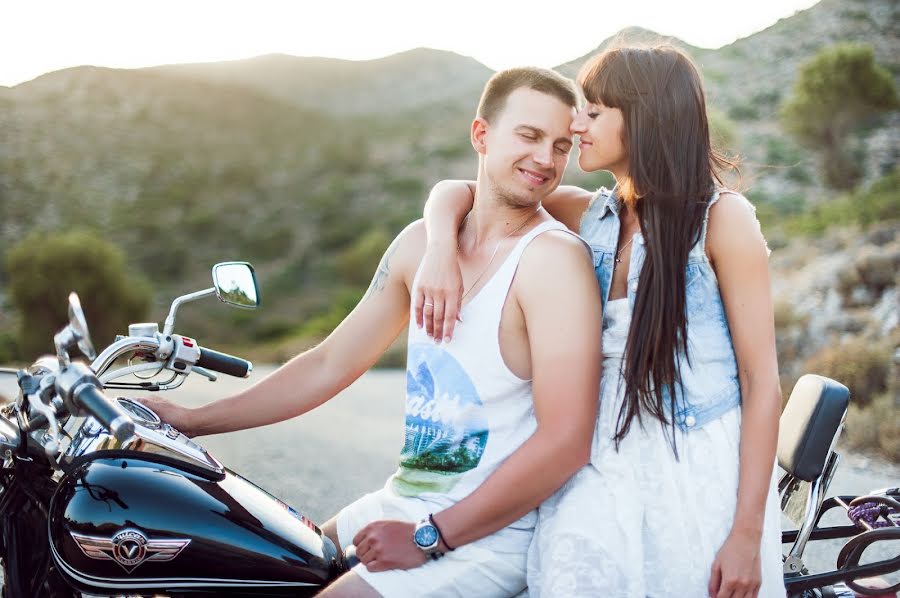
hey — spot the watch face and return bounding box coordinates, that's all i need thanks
[414,524,438,548]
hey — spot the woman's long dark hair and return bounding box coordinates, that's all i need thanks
[578,46,736,452]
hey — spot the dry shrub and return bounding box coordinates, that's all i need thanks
[775,301,809,381]
[835,266,861,305]
[803,338,891,407]
[854,246,900,295]
[844,393,900,461]
[837,246,900,306]
[774,300,808,329]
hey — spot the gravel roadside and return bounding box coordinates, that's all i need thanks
[178,366,898,576]
[0,366,896,582]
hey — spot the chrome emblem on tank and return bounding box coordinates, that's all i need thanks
[70,528,191,573]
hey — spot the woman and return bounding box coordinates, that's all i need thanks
[417,46,784,597]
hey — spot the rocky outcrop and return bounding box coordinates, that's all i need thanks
[771,221,898,387]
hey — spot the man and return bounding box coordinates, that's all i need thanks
[143,67,602,597]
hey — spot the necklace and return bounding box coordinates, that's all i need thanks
[615,236,634,264]
[459,210,539,302]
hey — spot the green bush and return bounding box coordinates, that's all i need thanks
[781,43,899,190]
[765,137,804,166]
[803,339,891,408]
[773,194,807,216]
[5,231,151,357]
[0,331,18,364]
[728,103,760,121]
[251,318,298,342]
[752,89,782,108]
[430,142,470,160]
[841,8,873,23]
[384,177,426,199]
[241,225,295,261]
[782,168,900,237]
[785,165,813,184]
[854,168,900,227]
[335,229,392,287]
[753,192,808,235]
[297,288,364,340]
[375,339,408,369]
[708,109,738,149]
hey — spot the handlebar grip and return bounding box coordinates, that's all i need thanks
[74,383,135,442]
[197,347,253,378]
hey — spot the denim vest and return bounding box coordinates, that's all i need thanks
[580,187,741,431]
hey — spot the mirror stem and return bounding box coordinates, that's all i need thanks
[163,288,216,337]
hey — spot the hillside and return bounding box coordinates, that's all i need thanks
[0,64,481,346]
[1,65,343,280]
[0,0,896,361]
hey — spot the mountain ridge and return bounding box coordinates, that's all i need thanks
[147,47,494,115]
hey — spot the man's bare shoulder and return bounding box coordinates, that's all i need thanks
[521,228,592,267]
[396,218,427,250]
[515,228,594,292]
[513,227,601,329]
[388,219,428,286]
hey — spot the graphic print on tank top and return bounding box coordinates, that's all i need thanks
[391,342,488,496]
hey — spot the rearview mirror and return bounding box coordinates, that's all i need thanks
[212,262,260,309]
[68,292,97,359]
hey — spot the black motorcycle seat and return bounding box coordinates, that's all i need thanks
[777,374,850,482]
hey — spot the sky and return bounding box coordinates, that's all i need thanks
[2,0,821,87]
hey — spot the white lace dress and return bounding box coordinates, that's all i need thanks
[526,299,785,597]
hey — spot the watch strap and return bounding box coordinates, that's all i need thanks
[429,513,455,551]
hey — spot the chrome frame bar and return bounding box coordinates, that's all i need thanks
[98,362,168,384]
[91,337,162,378]
[784,451,841,565]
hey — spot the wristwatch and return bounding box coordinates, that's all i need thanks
[413,517,444,560]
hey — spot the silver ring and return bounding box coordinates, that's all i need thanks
[423,302,434,308]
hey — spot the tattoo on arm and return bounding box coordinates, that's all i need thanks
[363,242,398,302]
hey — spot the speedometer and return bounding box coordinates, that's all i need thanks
[115,398,162,429]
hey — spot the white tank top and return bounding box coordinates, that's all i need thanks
[386,219,571,550]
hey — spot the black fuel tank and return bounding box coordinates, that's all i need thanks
[49,451,341,596]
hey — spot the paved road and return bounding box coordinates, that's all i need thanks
[1,366,897,580]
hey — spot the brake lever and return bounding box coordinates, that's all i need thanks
[191,366,218,382]
[104,382,164,391]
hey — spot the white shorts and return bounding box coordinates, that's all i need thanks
[336,489,528,598]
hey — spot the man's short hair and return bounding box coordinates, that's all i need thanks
[476,67,579,123]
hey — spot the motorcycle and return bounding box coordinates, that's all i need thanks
[0,261,895,597]
[0,262,344,596]
[778,375,899,597]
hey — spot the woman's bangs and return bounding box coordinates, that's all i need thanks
[577,51,626,109]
